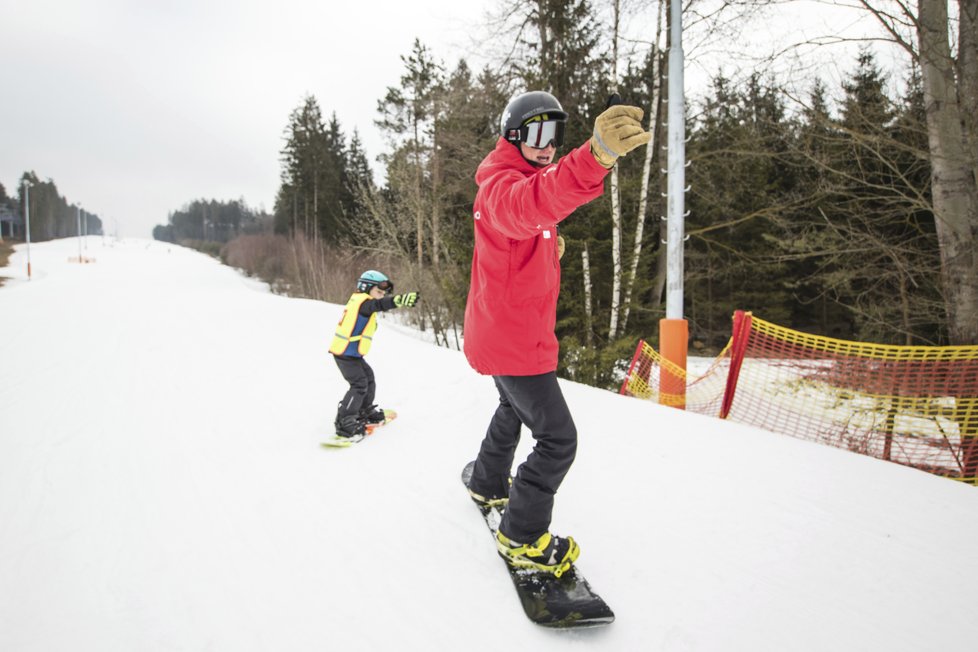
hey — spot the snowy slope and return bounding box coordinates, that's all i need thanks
[2,238,977,652]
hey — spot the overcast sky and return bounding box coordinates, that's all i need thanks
[1,0,492,237]
[1,1,901,238]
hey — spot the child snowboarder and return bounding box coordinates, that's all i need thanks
[329,270,419,440]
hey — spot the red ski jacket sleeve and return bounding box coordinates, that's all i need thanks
[463,138,609,376]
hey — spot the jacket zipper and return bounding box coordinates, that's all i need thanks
[553,225,559,268]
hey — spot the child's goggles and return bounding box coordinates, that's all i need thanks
[373,280,394,293]
[519,119,565,149]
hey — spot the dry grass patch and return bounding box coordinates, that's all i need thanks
[0,239,15,287]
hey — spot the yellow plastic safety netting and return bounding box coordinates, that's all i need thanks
[621,312,978,486]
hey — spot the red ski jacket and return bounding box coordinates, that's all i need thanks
[463,138,609,376]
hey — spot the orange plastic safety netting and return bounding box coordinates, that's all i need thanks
[621,312,978,486]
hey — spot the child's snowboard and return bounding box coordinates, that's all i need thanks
[461,460,614,628]
[321,410,397,449]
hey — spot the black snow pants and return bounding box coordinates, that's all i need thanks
[333,355,376,422]
[468,372,577,543]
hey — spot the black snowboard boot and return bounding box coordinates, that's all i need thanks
[495,530,580,578]
[335,415,366,441]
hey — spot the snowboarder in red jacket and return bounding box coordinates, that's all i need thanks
[463,91,650,576]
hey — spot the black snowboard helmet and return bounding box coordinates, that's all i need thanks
[500,91,568,148]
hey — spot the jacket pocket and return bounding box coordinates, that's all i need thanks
[507,233,558,303]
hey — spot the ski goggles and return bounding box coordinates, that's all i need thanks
[373,280,394,293]
[520,119,565,149]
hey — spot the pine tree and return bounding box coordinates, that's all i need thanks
[276,95,331,241]
[322,112,351,241]
[343,129,375,226]
[684,73,795,347]
[376,38,444,267]
[772,51,944,344]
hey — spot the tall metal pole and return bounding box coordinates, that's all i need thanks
[665,0,685,319]
[23,179,32,280]
[659,0,689,408]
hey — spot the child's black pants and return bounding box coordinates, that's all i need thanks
[333,355,376,421]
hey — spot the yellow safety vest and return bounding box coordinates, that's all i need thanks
[329,293,378,356]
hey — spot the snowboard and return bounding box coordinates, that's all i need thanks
[321,410,397,449]
[461,460,615,628]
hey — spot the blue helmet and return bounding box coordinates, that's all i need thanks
[357,270,393,293]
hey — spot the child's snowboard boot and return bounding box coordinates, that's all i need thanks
[335,415,366,442]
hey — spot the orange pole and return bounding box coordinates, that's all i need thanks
[659,318,688,409]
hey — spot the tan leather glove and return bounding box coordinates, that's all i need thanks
[590,105,651,169]
[557,235,565,260]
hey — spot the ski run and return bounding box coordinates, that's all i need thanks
[2,237,977,651]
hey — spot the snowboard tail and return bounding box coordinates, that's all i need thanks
[461,461,614,628]
[365,409,397,434]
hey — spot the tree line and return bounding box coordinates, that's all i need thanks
[0,173,103,241]
[152,199,271,246]
[156,0,977,388]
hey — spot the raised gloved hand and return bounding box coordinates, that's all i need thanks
[393,292,420,308]
[557,235,565,260]
[590,105,651,169]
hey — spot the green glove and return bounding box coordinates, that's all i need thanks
[393,291,420,308]
[590,105,651,169]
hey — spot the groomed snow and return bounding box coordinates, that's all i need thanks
[2,237,977,651]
